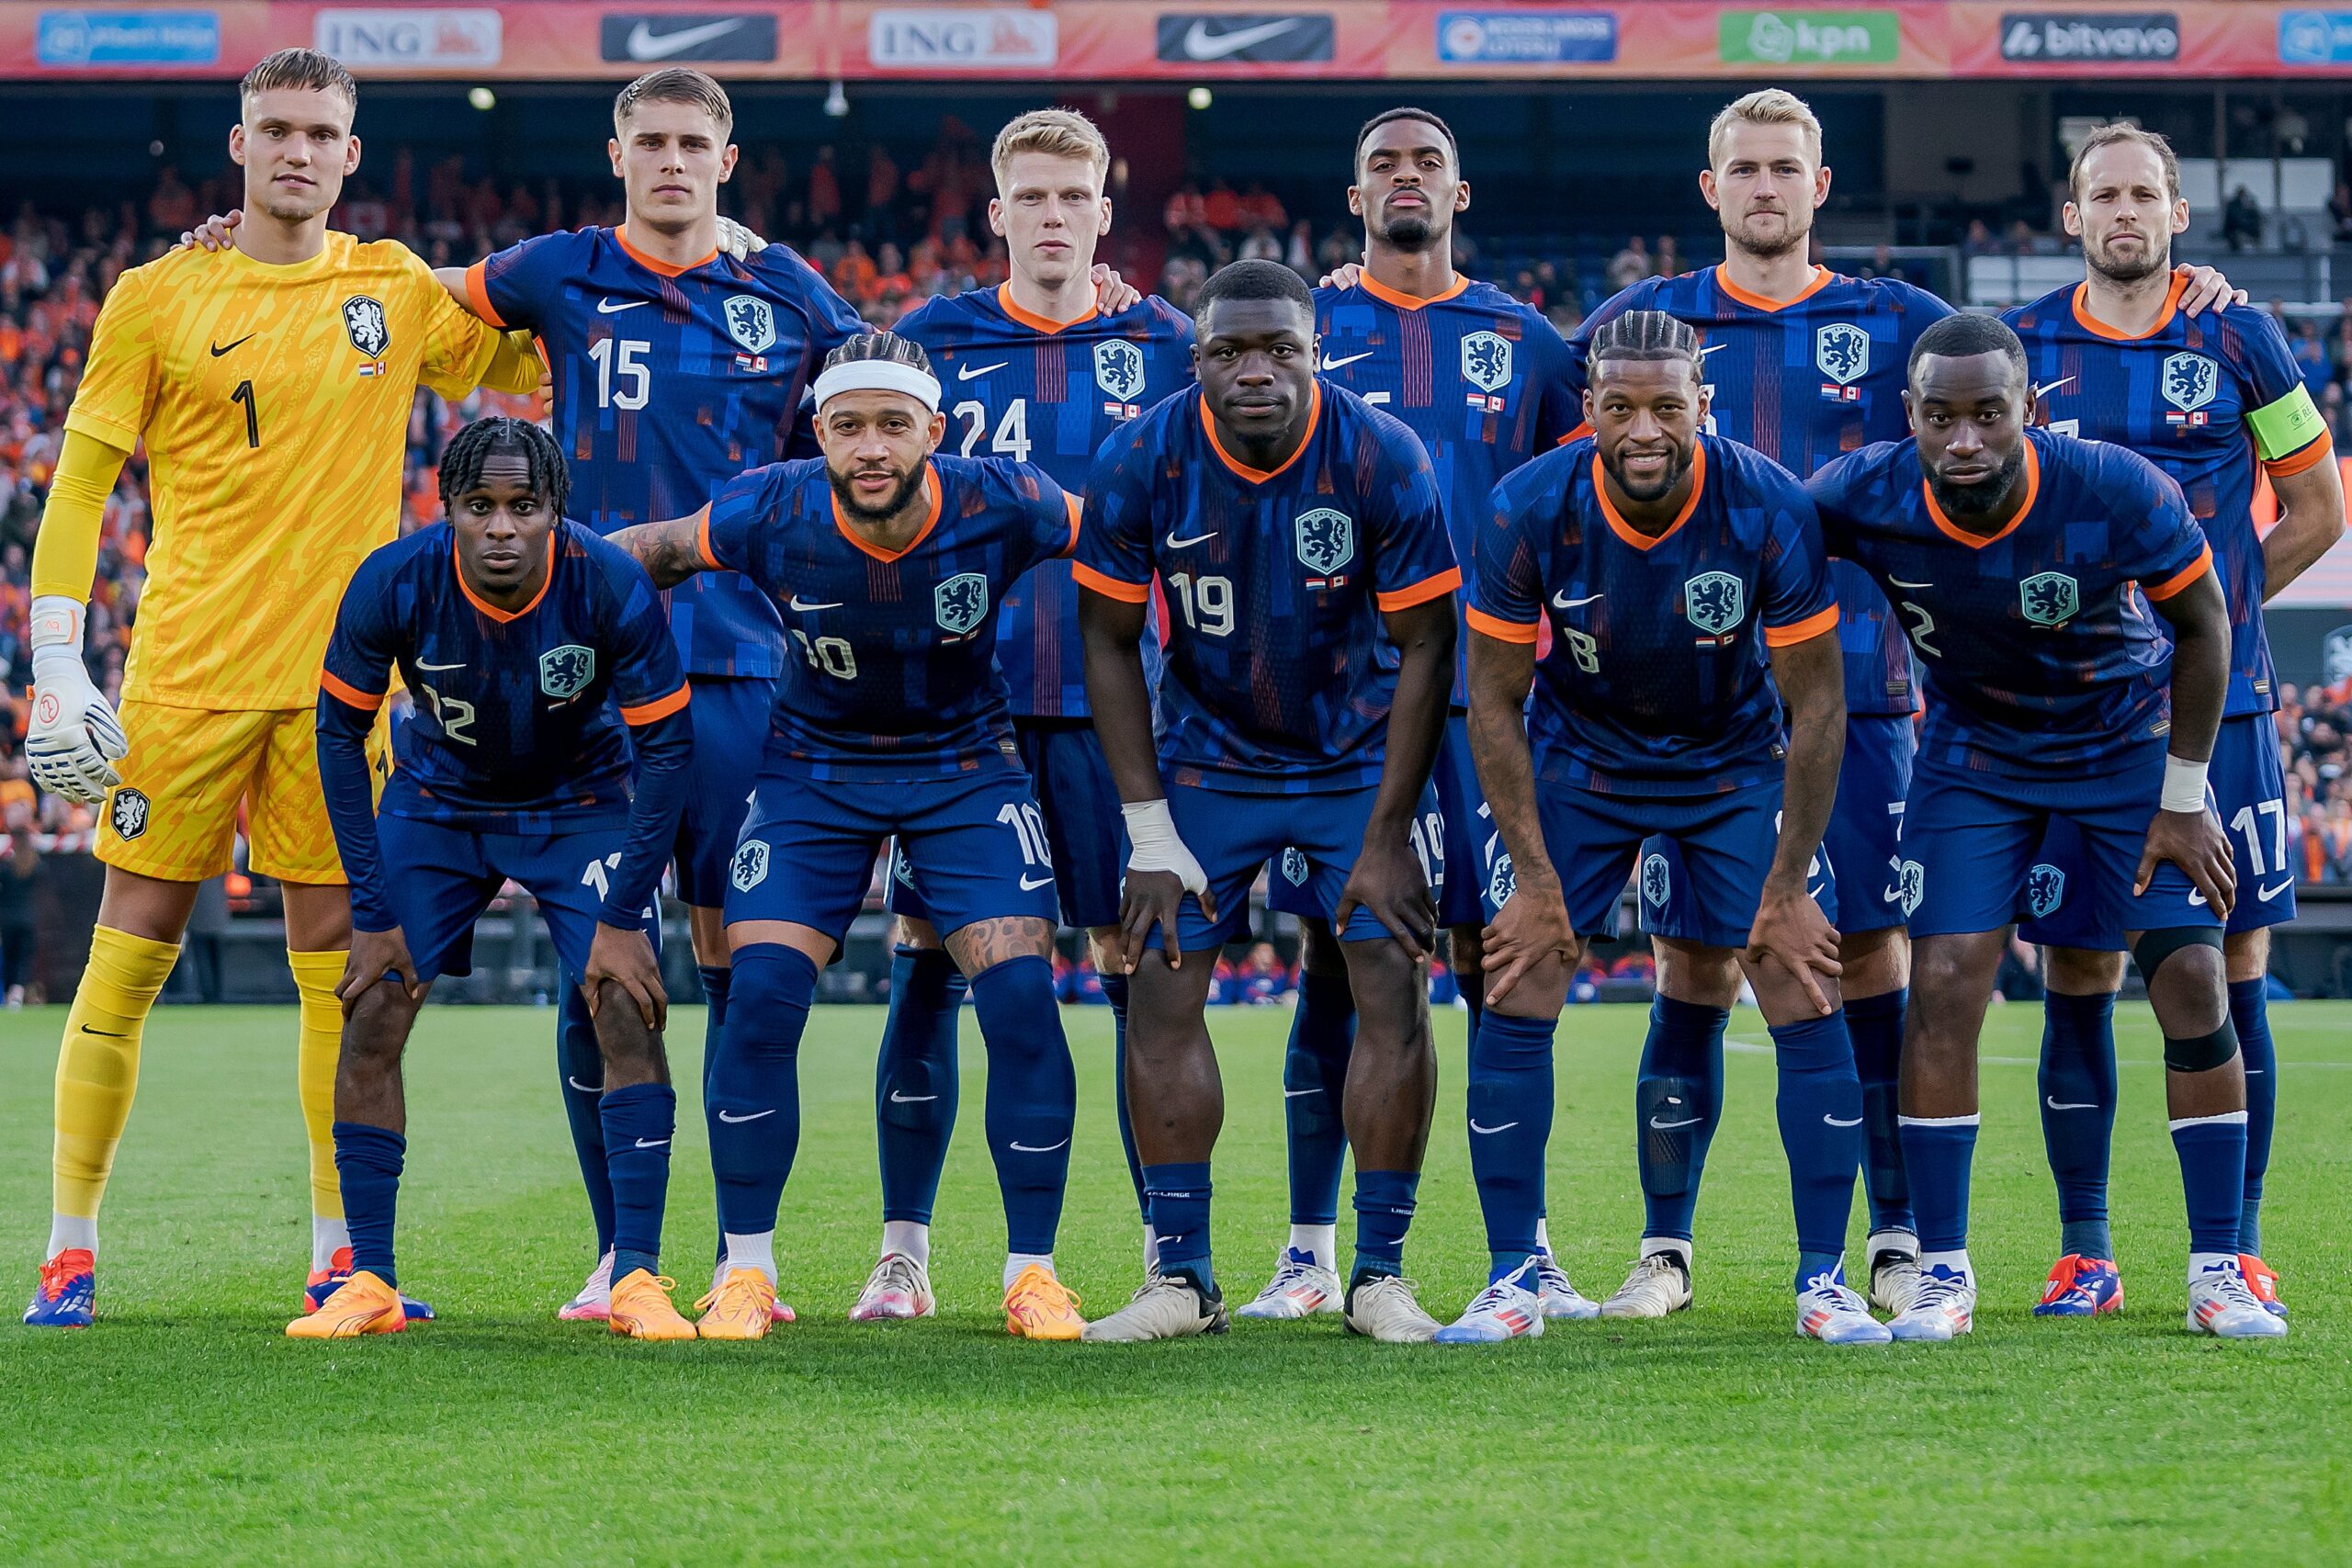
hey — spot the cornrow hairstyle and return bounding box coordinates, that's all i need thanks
[439,416,571,523]
[1357,106,1458,167]
[1906,312,2027,386]
[1193,258,1315,324]
[1586,310,1703,382]
[823,330,933,378]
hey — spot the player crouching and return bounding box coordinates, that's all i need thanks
[292,418,697,1340]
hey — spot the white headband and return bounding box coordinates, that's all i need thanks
[812,359,942,415]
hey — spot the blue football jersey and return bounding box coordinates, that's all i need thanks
[1809,430,2213,787]
[894,284,1194,719]
[1470,434,1837,796]
[2005,276,2333,719]
[1572,266,1954,716]
[1314,275,1584,702]
[701,454,1078,782]
[1076,382,1461,794]
[467,226,866,679]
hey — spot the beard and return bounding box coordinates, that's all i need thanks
[1380,212,1437,252]
[2085,232,2169,286]
[256,189,329,223]
[1599,442,1691,505]
[1724,209,1808,262]
[1926,442,2027,519]
[828,463,924,524]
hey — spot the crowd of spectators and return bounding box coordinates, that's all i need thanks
[2279,679,2352,884]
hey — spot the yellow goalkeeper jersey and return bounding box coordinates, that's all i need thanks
[64,232,510,709]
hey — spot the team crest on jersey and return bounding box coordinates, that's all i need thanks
[2025,863,2066,920]
[1641,852,1671,908]
[1683,571,1746,638]
[1487,852,1517,910]
[731,840,770,892]
[1094,339,1146,403]
[1815,323,1869,385]
[1461,332,1513,392]
[341,295,390,360]
[1295,508,1355,581]
[1281,848,1310,886]
[538,645,596,700]
[2161,353,2218,412]
[2019,570,2079,627]
[725,295,776,356]
[934,572,989,637]
[108,787,150,842]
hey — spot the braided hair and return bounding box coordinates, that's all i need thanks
[822,329,934,378]
[1585,310,1704,385]
[438,416,570,521]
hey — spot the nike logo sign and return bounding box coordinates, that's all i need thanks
[1649,1114,1703,1129]
[1888,579,1934,590]
[1283,1088,1318,1098]
[1019,873,1055,890]
[1699,343,1729,356]
[1182,17,1302,58]
[625,17,747,60]
[634,1137,671,1149]
[1166,531,1217,549]
[717,1108,776,1123]
[2258,879,2291,900]
[567,1076,603,1093]
[1320,351,1374,371]
[2188,888,2210,908]
[2045,1098,2098,1111]
[1824,1114,1863,1128]
[1469,1120,1520,1134]
[1552,592,1603,609]
[415,660,465,671]
[788,597,842,612]
[209,333,256,357]
[888,1090,938,1103]
[595,298,647,314]
[1010,1137,1071,1153]
[2033,377,2076,400]
[79,1024,127,1037]
[957,361,1008,381]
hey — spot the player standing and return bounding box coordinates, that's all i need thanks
[1242,108,1589,1322]
[1457,311,1877,1346]
[611,333,1091,1342]
[2002,125,2342,1319]
[23,50,540,1328]
[1076,261,1461,1344]
[855,109,1193,1319]
[1814,314,2283,1341]
[297,418,696,1340]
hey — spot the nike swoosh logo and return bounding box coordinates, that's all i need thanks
[2188,888,2210,908]
[635,1137,671,1149]
[1888,579,1934,590]
[1166,531,1217,549]
[2033,376,2076,400]
[1699,343,1729,357]
[888,1090,938,1103]
[1019,873,1054,890]
[1882,886,1905,903]
[1552,592,1603,609]
[2258,879,2291,900]
[788,597,842,612]
[1010,1137,1071,1153]
[627,17,746,60]
[1469,1120,1520,1134]
[595,298,647,314]
[567,1076,603,1092]
[209,333,256,357]
[1182,17,1301,58]
[957,361,1008,381]
[1320,351,1374,371]
[1824,1114,1863,1128]
[415,660,465,671]
[1649,1114,1703,1129]
[1283,1088,1318,1098]
[2045,1098,2098,1111]
[79,1024,126,1037]
[717,1108,777,1123]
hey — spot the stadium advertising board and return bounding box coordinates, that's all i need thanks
[2,0,2349,78]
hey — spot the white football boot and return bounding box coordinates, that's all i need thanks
[1234,1247,1343,1321]
[849,1252,937,1322]
[1081,1271,1229,1343]
[1600,1250,1693,1319]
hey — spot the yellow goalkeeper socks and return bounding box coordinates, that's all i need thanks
[51,926,182,1252]
[287,949,349,1256]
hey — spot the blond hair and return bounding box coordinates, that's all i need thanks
[2068,122,2179,204]
[241,48,356,113]
[1708,88,1823,169]
[990,109,1110,191]
[614,68,732,135]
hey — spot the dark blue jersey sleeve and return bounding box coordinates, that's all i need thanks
[465,229,587,333]
[1758,470,1838,645]
[314,552,405,932]
[758,243,869,360]
[1366,415,1463,608]
[1072,429,1158,604]
[594,543,695,923]
[702,465,790,581]
[2101,449,2213,602]
[1002,462,1082,574]
[1465,465,1547,641]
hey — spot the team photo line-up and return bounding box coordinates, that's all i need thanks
[20,46,2335,1348]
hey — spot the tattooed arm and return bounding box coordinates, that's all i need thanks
[608,509,718,591]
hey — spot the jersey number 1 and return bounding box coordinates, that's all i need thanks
[232,379,259,448]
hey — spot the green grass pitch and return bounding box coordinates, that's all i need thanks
[3,998,2346,1563]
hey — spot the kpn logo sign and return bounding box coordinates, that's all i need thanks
[1720,8,1901,63]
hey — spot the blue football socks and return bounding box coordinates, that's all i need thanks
[875,947,967,1224]
[706,944,817,1239]
[1636,996,1729,1243]
[969,955,1077,1257]
[2039,988,2119,1260]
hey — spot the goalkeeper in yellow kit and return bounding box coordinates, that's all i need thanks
[22,48,541,1327]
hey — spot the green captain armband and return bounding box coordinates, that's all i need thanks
[2248,384,2327,462]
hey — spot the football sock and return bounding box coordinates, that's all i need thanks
[1465,1009,1555,1267]
[723,1230,776,1287]
[332,1121,405,1288]
[706,944,816,1240]
[881,1219,930,1268]
[1283,967,1356,1227]
[287,949,350,1229]
[51,925,180,1246]
[1844,987,1913,1236]
[1635,995,1728,1244]
[1899,1113,1981,1255]
[1107,975,1149,1224]
[600,1082,675,1285]
[1770,1010,1862,1290]
[1351,1168,1420,1280]
[1287,1223,1338,1273]
[2038,988,2119,1260]
[2169,1110,2250,1258]
[311,1216,351,1275]
[555,977,616,1256]
[1004,1253,1053,1290]
[698,961,732,1266]
[875,947,966,1225]
[1143,1162,1214,1294]
[2229,977,2274,1254]
[970,955,1077,1257]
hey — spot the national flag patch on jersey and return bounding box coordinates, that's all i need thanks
[1819,382,1860,403]
[2164,409,2210,428]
